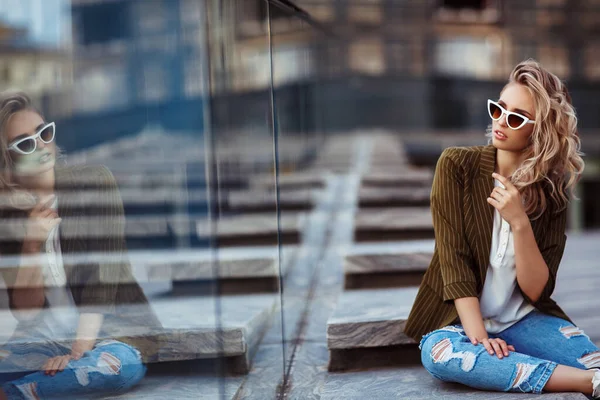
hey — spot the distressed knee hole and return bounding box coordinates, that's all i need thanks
[98,352,122,374]
[0,349,10,360]
[510,363,537,390]
[438,326,464,334]
[15,382,40,400]
[578,351,600,369]
[74,352,122,387]
[431,338,476,372]
[560,326,588,339]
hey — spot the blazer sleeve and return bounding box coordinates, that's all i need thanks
[521,205,568,307]
[431,149,478,301]
[78,166,125,314]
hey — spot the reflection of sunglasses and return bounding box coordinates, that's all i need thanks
[8,122,56,155]
[488,100,535,130]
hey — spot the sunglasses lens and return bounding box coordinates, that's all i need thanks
[507,114,526,129]
[40,125,55,143]
[489,103,502,119]
[16,139,36,154]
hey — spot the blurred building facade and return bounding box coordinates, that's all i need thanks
[215,0,600,134]
[0,21,72,99]
[231,0,596,83]
[69,0,206,113]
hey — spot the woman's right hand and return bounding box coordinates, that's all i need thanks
[469,335,516,359]
[23,195,61,247]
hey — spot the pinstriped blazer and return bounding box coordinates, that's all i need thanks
[404,144,573,342]
[0,165,162,363]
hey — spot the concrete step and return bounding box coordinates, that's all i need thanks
[353,208,434,242]
[142,247,298,294]
[326,287,419,371]
[250,171,326,190]
[8,188,207,216]
[361,169,433,188]
[344,252,432,289]
[0,293,277,374]
[358,186,430,208]
[224,188,319,213]
[196,212,307,247]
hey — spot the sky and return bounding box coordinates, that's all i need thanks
[0,0,70,47]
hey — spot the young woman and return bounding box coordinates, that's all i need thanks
[404,59,600,397]
[0,91,162,399]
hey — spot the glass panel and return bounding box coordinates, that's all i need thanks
[0,0,284,398]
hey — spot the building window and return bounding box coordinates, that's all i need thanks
[441,0,485,10]
[349,39,385,75]
[272,46,312,85]
[348,0,382,24]
[433,36,502,79]
[79,1,131,45]
[74,65,130,112]
[435,0,499,23]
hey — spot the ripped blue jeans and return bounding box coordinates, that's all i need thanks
[0,340,146,399]
[420,310,600,393]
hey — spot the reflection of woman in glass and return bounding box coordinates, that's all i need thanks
[0,91,161,399]
[404,60,600,397]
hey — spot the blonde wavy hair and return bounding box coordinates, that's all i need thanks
[486,59,585,220]
[0,90,62,209]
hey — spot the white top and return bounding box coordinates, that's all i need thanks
[479,179,535,333]
[18,197,79,341]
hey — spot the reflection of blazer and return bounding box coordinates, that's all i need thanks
[0,165,162,363]
[404,145,573,342]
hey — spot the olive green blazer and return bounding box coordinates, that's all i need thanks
[0,165,162,363]
[404,145,572,342]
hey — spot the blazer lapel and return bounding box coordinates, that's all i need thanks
[472,145,496,287]
[55,167,85,282]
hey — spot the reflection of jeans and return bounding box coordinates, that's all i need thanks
[0,340,146,399]
[419,310,600,393]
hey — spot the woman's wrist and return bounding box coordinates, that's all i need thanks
[511,215,532,232]
[21,238,43,254]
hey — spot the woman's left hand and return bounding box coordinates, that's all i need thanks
[487,173,529,228]
[71,338,95,360]
[43,355,72,376]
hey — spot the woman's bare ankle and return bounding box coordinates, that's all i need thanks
[544,365,596,394]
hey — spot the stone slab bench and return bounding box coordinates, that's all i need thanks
[361,170,433,188]
[326,287,418,371]
[196,213,306,247]
[225,189,317,212]
[321,364,588,399]
[42,188,207,215]
[344,252,432,289]
[358,187,430,208]
[141,247,298,294]
[0,294,276,375]
[250,172,326,190]
[354,208,434,242]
